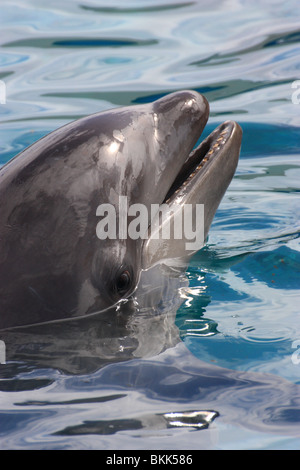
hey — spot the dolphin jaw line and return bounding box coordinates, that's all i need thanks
[163,121,234,204]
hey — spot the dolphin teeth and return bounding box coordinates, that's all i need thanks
[163,121,234,204]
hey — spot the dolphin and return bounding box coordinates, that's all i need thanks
[0,90,242,329]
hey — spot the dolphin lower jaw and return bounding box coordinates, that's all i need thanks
[142,120,242,269]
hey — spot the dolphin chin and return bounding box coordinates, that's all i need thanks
[0,90,242,329]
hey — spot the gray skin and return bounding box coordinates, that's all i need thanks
[0,90,242,330]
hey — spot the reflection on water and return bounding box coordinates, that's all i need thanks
[0,0,300,450]
[1,265,186,375]
[1,341,299,449]
[53,410,219,436]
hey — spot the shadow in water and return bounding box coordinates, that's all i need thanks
[0,264,186,375]
[0,263,299,440]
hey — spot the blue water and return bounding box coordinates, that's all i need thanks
[0,0,300,450]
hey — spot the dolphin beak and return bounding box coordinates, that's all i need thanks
[142,94,242,269]
[145,90,210,207]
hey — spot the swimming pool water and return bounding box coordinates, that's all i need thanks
[0,0,299,450]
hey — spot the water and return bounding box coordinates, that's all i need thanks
[0,0,300,450]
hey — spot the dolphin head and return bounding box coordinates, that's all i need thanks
[0,90,242,329]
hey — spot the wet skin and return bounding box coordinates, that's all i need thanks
[0,91,242,329]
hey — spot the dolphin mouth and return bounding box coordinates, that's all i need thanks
[142,115,242,269]
[163,120,236,204]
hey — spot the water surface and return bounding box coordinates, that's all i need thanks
[0,0,300,450]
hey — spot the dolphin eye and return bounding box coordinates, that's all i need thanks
[115,269,132,296]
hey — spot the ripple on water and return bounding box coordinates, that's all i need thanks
[239,323,295,344]
[0,0,300,451]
